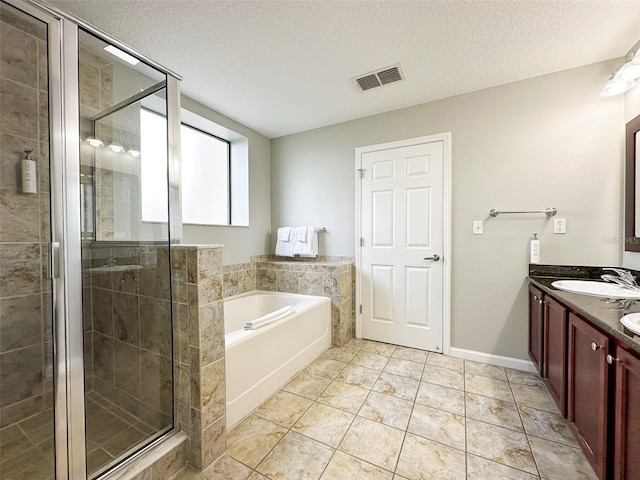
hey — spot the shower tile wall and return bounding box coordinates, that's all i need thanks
[0,4,53,433]
[0,6,54,479]
[85,245,173,430]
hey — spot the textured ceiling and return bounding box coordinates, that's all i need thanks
[48,0,640,138]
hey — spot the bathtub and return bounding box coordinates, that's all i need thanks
[224,290,331,429]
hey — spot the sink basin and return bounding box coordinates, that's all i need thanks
[551,280,640,299]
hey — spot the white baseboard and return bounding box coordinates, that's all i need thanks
[448,347,537,373]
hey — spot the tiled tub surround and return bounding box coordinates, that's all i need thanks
[177,340,596,480]
[0,5,54,480]
[250,255,354,347]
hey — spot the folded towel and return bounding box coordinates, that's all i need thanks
[275,227,295,256]
[293,226,318,257]
[294,226,308,243]
[244,306,295,330]
[278,227,292,241]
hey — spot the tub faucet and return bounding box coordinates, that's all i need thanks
[601,268,640,290]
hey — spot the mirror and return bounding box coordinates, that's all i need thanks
[625,113,640,251]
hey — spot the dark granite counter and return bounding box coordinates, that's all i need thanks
[528,264,640,353]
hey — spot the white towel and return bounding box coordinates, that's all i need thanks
[275,227,295,257]
[293,226,318,257]
[244,306,295,330]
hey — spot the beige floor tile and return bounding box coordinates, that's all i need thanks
[247,473,269,480]
[511,382,559,413]
[465,360,508,381]
[519,405,577,446]
[465,392,523,432]
[383,357,424,380]
[282,371,332,400]
[466,418,538,475]
[407,403,466,450]
[292,402,354,447]
[226,415,288,468]
[415,381,465,415]
[305,357,347,379]
[253,391,313,428]
[392,346,428,364]
[336,364,380,389]
[338,416,405,471]
[321,347,359,363]
[178,455,252,479]
[395,433,465,480]
[345,338,368,350]
[319,451,393,480]
[426,353,464,372]
[506,368,546,388]
[256,431,334,480]
[529,436,598,480]
[319,381,370,414]
[465,373,514,402]
[362,341,397,357]
[351,351,390,371]
[466,454,540,480]
[358,391,413,430]
[421,364,464,390]
[372,372,419,401]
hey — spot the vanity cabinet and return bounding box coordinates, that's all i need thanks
[544,296,568,416]
[612,345,640,480]
[567,312,610,479]
[528,284,544,375]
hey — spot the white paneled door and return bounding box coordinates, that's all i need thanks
[357,137,447,352]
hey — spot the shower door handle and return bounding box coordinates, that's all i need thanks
[48,242,60,279]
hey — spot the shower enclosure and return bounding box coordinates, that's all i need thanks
[0,1,182,478]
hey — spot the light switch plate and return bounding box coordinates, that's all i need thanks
[473,220,484,235]
[554,218,566,234]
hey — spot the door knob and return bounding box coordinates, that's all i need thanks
[424,254,440,261]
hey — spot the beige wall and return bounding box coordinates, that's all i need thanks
[272,60,624,360]
[181,96,272,265]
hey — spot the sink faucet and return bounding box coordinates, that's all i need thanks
[102,256,116,268]
[601,268,640,290]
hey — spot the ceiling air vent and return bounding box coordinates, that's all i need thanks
[353,63,405,92]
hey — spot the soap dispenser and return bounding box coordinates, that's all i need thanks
[530,233,540,264]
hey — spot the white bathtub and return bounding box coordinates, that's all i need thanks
[224,290,331,429]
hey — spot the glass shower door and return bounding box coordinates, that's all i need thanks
[0,2,55,479]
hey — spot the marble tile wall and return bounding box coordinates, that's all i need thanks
[172,245,226,471]
[85,244,174,433]
[0,6,53,431]
[250,255,355,347]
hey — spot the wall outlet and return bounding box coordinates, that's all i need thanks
[553,218,566,234]
[473,220,484,235]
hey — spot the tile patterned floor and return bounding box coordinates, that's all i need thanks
[177,340,598,480]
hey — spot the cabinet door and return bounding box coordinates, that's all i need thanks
[568,312,609,480]
[613,345,640,480]
[544,296,568,417]
[529,284,544,375]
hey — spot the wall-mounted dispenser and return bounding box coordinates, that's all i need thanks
[21,149,37,194]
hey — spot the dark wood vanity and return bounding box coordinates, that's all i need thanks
[529,270,640,480]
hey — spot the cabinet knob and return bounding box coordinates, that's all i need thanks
[539,299,543,305]
[533,295,538,301]
[591,342,602,351]
[606,354,620,364]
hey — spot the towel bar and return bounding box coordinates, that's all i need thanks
[489,208,557,217]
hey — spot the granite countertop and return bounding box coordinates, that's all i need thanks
[529,264,640,353]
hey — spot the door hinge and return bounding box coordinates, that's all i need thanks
[357,168,364,179]
[359,237,364,247]
[359,304,363,314]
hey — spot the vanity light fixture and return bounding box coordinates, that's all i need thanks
[84,137,104,148]
[104,45,140,66]
[108,143,125,153]
[127,148,141,158]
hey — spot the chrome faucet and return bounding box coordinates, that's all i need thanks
[601,268,640,290]
[102,256,116,268]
